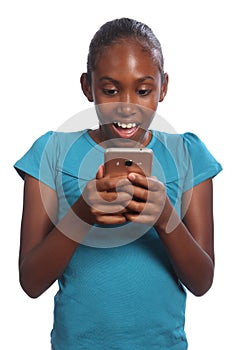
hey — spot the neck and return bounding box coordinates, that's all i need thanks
[88,127,152,148]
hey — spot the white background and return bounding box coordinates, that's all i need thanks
[1,0,231,349]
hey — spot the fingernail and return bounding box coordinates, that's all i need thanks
[128,173,136,181]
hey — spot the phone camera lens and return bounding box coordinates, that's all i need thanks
[125,160,133,167]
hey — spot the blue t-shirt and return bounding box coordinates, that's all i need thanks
[14,130,222,350]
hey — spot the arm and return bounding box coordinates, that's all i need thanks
[155,178,214,296]
[19,169,131,298]
[19,175,81,298]
[124,174,215,296]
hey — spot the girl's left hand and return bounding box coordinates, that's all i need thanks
[122,172,167,226]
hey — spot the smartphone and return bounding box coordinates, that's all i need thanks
[104,147,153,177]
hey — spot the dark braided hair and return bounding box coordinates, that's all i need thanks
[86,18,165,83]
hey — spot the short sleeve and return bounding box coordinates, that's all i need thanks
[14,131,57,190]
[183,132,222,191]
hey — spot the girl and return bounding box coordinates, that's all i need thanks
[14,18,222,349]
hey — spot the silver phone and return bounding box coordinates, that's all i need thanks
[104,147,153,177]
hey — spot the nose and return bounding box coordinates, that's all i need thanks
[116,102,137,117]
[116,91,137,117]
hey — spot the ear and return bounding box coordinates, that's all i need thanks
[80,73,93,102]
[159,73,169,102]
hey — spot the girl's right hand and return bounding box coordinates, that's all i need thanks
[74,165,133,226]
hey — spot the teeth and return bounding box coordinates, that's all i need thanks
[115,122,137,129]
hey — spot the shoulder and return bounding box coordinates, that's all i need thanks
[14,129,89,179]
[180,132,217,161]
[181,132,206,148]
[151,130,211,154]
[152,130,201,144]
[150,131,188,160]
[31,129,89,152]
[40,129,88,143]
[151,129,222,180]
[28,130,54,150]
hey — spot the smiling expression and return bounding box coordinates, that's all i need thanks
[81,39,168,147]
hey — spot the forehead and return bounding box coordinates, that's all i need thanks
[93,40,160,77]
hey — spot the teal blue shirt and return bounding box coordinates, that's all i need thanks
[14,130,222,350]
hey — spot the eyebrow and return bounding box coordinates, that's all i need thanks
[99,76,119,84]
[99,76,155,83]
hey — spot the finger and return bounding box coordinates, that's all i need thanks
[99,189,132,204]
[96,165,104,179]
[91,189,133,215]
[96,214,127,225]
[126,200,146,214]
[119,176,149,203]
[92,202,130,215]
[124,212,141,222]
[130,186,149,203]
[128,173,163,192]
[115,178,134,197]
[124,212,153,225]
[96,176,130,193]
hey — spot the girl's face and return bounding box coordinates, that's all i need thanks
[82,40,168,147]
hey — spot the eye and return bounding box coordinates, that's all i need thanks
[103,89,118,96]
[137,89,152,96]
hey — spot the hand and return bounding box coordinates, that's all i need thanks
[75,166,133,225]
[122,172,167,227]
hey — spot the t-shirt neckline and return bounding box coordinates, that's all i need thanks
[84,129,157,151]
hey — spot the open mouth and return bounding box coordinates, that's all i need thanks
[112,121,139,137]
[113,122,137,129]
